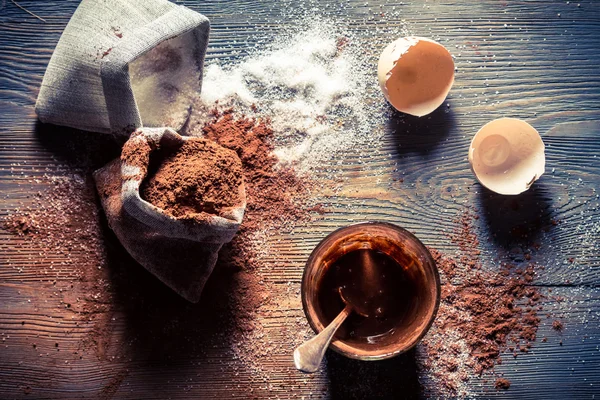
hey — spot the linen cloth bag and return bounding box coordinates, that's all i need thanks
[35,0,209,134]
[94,127,246,302]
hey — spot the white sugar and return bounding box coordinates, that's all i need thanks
[197,18,393,173]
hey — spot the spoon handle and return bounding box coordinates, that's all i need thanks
[293,304,352,373]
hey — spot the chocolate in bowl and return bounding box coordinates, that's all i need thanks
[301,221,440,360]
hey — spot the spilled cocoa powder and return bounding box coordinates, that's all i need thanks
[495,378,511,390]
[552,319,564,331]
[1,173,114,359]
[199,108,313,268]
[1,171,140,398]
[140,138,244,218]
[420,209,543,397]
[181,107,317,380]
[203,108,311,229]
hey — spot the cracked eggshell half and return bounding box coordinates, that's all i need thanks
[468,118,545,195]
[377,37,454,117]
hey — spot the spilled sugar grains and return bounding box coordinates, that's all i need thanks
[419,210,542,397]
[1,173,114,359]
[188,20,387,175]
[141,138,244,219]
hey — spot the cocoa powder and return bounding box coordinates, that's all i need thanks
[495,378,511,390]
[198,106,312,305]
[199,108,312,269]
[421,209,543,397]
[552,319,564,331]
[141,138,243,219]
[202,109,310,232]
[120,130,151,179]
[1,173,114,358]
[428,250,541,372]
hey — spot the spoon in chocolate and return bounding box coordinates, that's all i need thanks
[293,287,371,373]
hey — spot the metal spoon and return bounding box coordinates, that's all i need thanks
[293,287,370,373]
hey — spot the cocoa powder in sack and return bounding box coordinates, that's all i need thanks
[94,127,245,302]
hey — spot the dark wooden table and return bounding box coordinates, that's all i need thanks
[1,0,599,399]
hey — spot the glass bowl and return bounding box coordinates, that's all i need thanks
[301,221,440,360]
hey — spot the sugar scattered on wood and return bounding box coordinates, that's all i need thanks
[191,20,402,174]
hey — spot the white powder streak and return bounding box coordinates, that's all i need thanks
[198,20,383,172]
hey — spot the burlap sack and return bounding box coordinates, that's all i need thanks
[35,0,209,134]
[94,128,246,302]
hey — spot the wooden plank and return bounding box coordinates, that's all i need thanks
[2,124,598,286]
[0,275,597,399]
[0,0,599,398]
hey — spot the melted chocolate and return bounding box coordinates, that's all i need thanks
[317,249,417,345]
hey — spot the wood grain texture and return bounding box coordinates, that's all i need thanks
[1,0,599,399]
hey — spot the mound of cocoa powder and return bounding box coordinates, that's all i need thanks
[197,108,313,270]
[201,108,310,232]
[140,138,243,218]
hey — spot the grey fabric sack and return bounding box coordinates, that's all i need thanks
[94,128,246,302]
[35,0,209,134]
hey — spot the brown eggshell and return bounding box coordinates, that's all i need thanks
[377,37,454,117]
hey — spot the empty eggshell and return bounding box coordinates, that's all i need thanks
[377,37,454,117]
[468,118,545,195]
